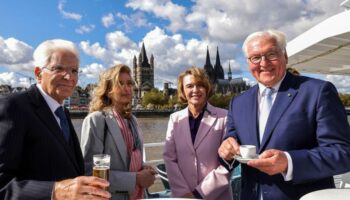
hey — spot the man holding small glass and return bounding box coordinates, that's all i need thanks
[0,39,110,199]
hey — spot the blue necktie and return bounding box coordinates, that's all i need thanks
[259,87,274,142]
[55,106,70,142]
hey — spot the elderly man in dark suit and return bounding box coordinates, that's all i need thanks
[218,30,350,200]
[0,39,110,200]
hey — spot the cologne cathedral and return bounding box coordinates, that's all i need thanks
[204,47,250,94]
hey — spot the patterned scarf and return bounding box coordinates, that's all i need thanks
[113,111,143,200]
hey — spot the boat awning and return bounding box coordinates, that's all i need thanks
[287,10,350,75]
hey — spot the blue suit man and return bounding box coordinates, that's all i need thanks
[218,30,350,200]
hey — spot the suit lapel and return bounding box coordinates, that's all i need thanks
[194,104,217,149]
[28,85,82,173]
[178,108,196,152]
[104,111,128,167]
[248,86,260,149]
[259,73,298,152]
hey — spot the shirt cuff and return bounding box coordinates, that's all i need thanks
[281,152,293,181]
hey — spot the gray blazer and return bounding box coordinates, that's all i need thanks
[80,110,144,200]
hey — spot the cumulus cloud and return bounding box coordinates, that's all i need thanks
[75,24,95,34]
[326,75,350,94]
[0,37,33,65]
[81,63,106,79]
[126,0,186,32]
[102,13,115,28]
[58,0,82,21]
[115,12,151,32]
[0,72,31,88]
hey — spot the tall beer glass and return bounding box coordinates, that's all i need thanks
[93,154,110,190]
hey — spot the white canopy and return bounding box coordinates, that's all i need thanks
[287,9,350,75]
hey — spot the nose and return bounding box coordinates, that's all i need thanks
[62,70,75,80]
[259,56,269,66]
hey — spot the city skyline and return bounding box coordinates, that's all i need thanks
[1,0,350,93]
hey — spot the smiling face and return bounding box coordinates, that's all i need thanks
[246,35,288,87]
[182,74,207,109]
[35,50,79,104]
[110,72,133,106]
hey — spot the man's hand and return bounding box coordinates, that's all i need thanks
[247,149,288,176]
[136,168,156,188]
[218,137,240,160]
[53,176,110,200]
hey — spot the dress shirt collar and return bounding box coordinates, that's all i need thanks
[36,84,62,114]
[258,72,286,97]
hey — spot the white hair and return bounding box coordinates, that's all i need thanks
[242,29,286,57]
[33,39,80,67]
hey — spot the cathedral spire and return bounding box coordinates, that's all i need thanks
[204,46,215,83]
[141,42,149,64]
[228,61,232,81]
[214,46,224,79]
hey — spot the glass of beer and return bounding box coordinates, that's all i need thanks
[93,154,110,190]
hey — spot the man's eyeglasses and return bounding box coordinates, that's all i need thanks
[248,51,280,64]
[42,65,80,77]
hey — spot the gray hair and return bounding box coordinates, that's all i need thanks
[242,30,286,57]
[33,39,80,67]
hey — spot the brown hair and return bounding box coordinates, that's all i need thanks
[177,66,212,103]
[89,64,133,116]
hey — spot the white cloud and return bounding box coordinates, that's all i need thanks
[115,12,151,32]
[75,24,95,34]
[325,75,350,94]
[102,13,115,28]
[126,0,186,32]
[106,31,137,50]
[81,63,106,78]
[0,72,31,88]
[58,0,82,21]
[0,37,33,65]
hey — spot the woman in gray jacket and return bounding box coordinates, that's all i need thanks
[80,64,156,200]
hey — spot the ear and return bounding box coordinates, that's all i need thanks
[34,67,42,83]
[284,51,288,64]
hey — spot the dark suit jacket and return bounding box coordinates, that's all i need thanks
[0,85,84,200]
[226,72,350,200]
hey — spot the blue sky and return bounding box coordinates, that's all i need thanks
[1,0,350,93]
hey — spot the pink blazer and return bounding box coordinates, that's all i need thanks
[163,103,231,200]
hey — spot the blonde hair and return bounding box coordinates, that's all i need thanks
[89,64,133,116]
[177,66,212,104]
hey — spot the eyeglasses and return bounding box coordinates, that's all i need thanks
[248,51,280,64]
[42,65,80,77]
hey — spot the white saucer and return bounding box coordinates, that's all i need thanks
[233,155,259,164]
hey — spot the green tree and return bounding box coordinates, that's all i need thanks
[209,93,235,109]
[142,89,168,107]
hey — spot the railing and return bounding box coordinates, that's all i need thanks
[142,142,165,164]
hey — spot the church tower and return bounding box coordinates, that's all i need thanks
[203,46,215,83]
[133,43,154,98]
[214,46,224,80]
[228,61,232,81]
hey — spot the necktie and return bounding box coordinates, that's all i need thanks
[259,87,274,142]
[55,106,70,142]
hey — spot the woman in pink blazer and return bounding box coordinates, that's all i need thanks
[163,67,231,199]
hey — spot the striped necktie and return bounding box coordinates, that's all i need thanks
[259,87,274,142]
